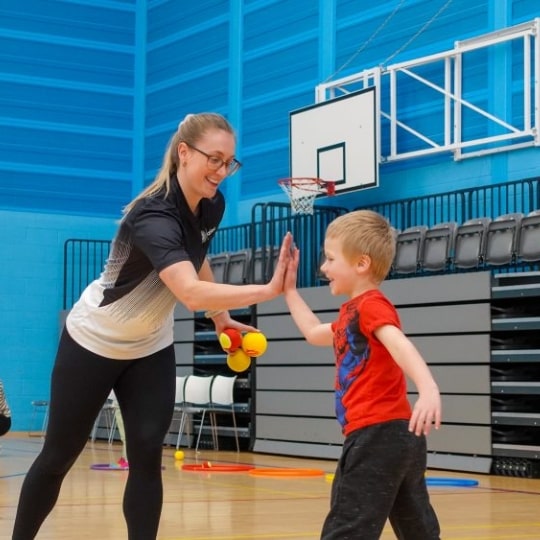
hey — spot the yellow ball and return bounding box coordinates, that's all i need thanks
[174,450,184,460]
[242,331,267,357]
[227,348,252,373]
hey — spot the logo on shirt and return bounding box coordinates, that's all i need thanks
[201,227,216,244]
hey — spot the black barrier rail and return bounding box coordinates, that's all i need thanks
[355,177,540,230]
[210,223,252,254]
[63,177,540,309]
[63,239,111,310]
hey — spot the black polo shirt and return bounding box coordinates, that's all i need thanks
[66,178,225,360]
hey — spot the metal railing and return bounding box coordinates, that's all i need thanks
[63,239,111,310]
[63,177,540,308]
[356,177,540,230]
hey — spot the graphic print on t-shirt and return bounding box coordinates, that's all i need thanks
[334,305,369,428]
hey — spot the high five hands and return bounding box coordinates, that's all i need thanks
[267,232,295,295]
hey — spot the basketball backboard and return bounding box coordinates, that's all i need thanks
[289,87,378,195]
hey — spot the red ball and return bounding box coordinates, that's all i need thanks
[219,328,243,353]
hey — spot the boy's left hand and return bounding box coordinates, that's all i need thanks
[409,388,441,436]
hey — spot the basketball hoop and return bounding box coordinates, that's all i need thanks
[278,177,335,215]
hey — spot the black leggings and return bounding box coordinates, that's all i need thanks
[12,328,176,540]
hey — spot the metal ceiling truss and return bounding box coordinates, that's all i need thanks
[316,18,540,163]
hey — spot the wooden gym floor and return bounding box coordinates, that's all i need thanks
[1,433,540,539]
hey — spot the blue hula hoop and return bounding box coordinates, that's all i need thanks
[426,477,478,487]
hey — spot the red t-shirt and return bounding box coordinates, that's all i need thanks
[331,289,412,436]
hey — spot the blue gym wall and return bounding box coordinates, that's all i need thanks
[0,0,136,430]
[1,0,540,430]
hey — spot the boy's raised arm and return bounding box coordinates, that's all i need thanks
[284,247,334,347]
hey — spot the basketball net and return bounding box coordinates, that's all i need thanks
[278,178,335,215]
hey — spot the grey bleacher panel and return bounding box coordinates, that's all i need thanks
[253,275,494,470]
[392,225,427,274]
[258,365,334,391]
[258,287,342,314]
[174,365,193,378]
[399,303,491,334]
[173,342,193,360]
[258,312,337,339]
[257,390,334,417]
[258,340,334,365]
[382,271,492,304]
[208,253,229,283]
[254,439,342,459]
[453,217,491,269]
[484,212,524,266]
[173,320,194,341]
[517,209,540,262]
[427,454,492,474]
[408,393,490,424]
[174,303,192,319]
[426,425,491,455]
[411,334,490,364]
[256,415,343,445]
[408,365,491,394]
[226,250,251,284]
[421,221,457,271]
[437,395,491,424]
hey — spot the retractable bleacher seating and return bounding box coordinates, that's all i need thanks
[392,225,427,275]
[484,212,523,266]
[453,217,491,269]
[421,221,457,272]
[517,209,540,263]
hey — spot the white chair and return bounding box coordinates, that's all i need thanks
[91,390,118,443]
[204,375,240,452]
[168,376,187,449]
[107,392,120,444]
[177,375,214,451]
[29,400,49,437]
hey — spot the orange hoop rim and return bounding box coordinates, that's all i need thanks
[278,177,335,195]
[182,463,255,472]
[248,467,325,477]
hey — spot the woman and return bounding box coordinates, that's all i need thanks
[12,112,292,540]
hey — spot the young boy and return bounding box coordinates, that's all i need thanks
[283,210,442,540]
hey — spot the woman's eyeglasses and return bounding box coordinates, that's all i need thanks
[184,142,242,176]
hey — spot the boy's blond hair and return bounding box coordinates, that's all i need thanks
[325,210,396,283]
